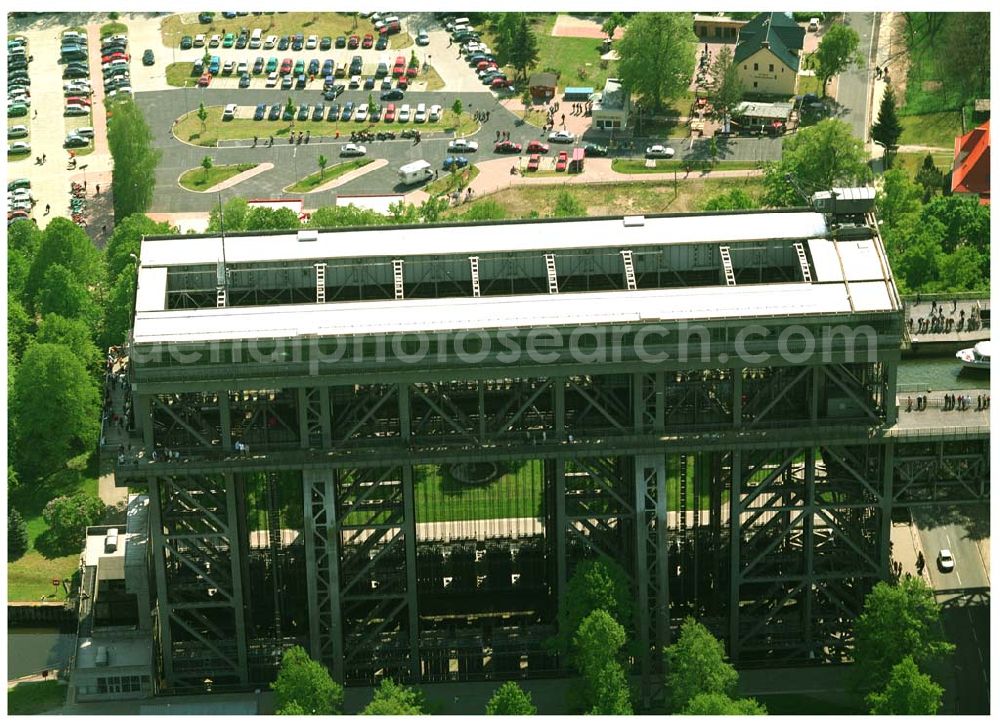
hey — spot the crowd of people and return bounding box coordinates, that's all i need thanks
[908,299,988,335]
[904,392,990,413]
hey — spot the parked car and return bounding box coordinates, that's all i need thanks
[277,35,290,50]
[428,104,442,122]
[335,35,347,48]
[8,141,31,154]
[280,58,293,75]
[340,101,354,121]
[326,103,340,121]
[293,59,305,76]
[645,144,675,158]
[320,36,332,50]
[308,59,320,76]
[209,34,221,48]
[253,57,265,74]
[383,102,396,122]
[239,73,251,88]
[7,124,28,139]
[268,103,281,121]
[354,105,368,122]
[64,133,89,148]
[70,126,95,138]
[443,155,469,170]
[282,103,294,121]
[222,103,238,120]
[494,140,521,153]
[322,59,334,76]
[222,33,235,48]
[265,72,278,87]
[340,143,366,157]
[254,102,266,120]
[526,140,549,154]
[197,72,212,87]
[397,103,411,122]
[312,103,325,121]
[549,130,575,143]
[323,84,345,100]
[266,56,278,73]
[223,60,235,75]
[280,75,292,90]
[416,31,430,46]
[180,35,193,49]
[584,143,608,157]
[362,33,374,49]
[375,35,388,51]
[193,34,206,47]
[306,35,318,50]
[380,88,404,101]
[263,35,277,49]
[64,103,89,116]
[347,34,360,49]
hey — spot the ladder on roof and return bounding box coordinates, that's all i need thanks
[215,286,226,308]
[469,256,480,298]
[719,246,736,287]
[545,253,559,294]
[620,250,637,290]
[392,259,404,300]
[265,472,284,644]
[678,454,688,537]
[794,242,812,282]
[314,263,327,303]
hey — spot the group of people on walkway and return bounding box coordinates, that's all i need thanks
[904,393,990,412]
[908,300,987,335]
[473,109,490,122]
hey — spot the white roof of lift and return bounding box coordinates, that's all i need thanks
[132,281,894,344]
[138,211,831,267]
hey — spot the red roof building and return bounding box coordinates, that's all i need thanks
[951,120,990,205]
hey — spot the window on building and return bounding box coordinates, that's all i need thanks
[769,64,774,72]
[753,81,758,88]
[753,63,758,71]
[743,64,747,70]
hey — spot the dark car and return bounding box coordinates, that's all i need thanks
[297,103,309,121]
[239,73,251,88]
[198,11,213,23]
[380,78,392,91]
[584,143,608,157]
[494,140,522,153]
[363,77,375,90]
[370,103,383,121]
[253,103,266,120]
[62,65,89,79]
[268,103,282,121]
[253,57,265,74]
[322,59,334,76]
[235,33,248,49]
[281,76,292,90]
[320,36,332,50]
[322,84,345,100]
[335,35,346,48]
[308,59,320,76]
[180,35,193,49]
[293,74,305,89]
[347,34,359,49]
[277,35,290,50]
[312,103,325,121]
[327,102,340,121]
[282,104,294,121]
[292,34,304,51]
[340,101,354,121]
[375,35,388,50]
[443,155,469,170]
[380,88,404,101]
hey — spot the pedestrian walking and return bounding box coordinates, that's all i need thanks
[252,135,258,147]
[42,153,46,163]
[44,203,50,215]
[95,183,100,195]
[269,135,274,146]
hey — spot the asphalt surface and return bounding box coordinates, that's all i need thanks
[836,12,877,142]
[913,507,990,715]
[138,86,783,211]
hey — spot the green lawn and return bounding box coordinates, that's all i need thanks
[424,65,446,92]
[414,461,545,522]
[891,151,953,178]
[100,21,128,38]
[179,162,258,191]
[612,158,762,174]
[424,165,479,196]
[174,106,477,146]
[898,111,963,149]
[8,455,98,602]
[7,681,68,715]
[797,74,823,98]
[286,157,373,192]
[898,14,970,115]
[165,61,199,87]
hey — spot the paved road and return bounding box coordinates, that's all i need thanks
[836,12,877,142]
[913,508,990,715]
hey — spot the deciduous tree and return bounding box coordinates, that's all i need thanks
[271,645,343,715]
[854,578,955,692]
[35,315,101,376]
[25,217,103,312]
[602,13,626,41]
[867,655,943,714]
[317,154,328,178]
[573,609,633,715]
[708,45,743,124]
[485,681,537,715]
[617,13,696,112]
[41,493,106,553]
[360,678,425,715]
[554,558,632,656]
[36,265,99,327]
[102,269,137,350]
[107,99,161,221]
[701,187,759,211]
[809,23,861,96]
[664,617,738,713]
[553,189,586,217]
[104,214,174,283]
[310,203,387,228]
[682,692,768,715]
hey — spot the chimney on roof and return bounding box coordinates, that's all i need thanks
[762,40,770,49]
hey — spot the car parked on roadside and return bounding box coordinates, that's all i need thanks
[268,103,281,120]
[254,102,266,120]
[64,133,89,148]
[645,144,675,158]
[526,140,549,154]
[341,143,366,157]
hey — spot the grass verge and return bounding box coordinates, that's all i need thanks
[413,461,544,523]
[890,151,953,178]
[162,12,378,47]
[898,111,963,149]
[611,158,762,173]
[179,162,258,191]
[174,106,477,146]
[425,165,480,196]
[423,66,445,92]
[797,73,823,97]
[165,62,198,87]
[286,157,373,192]
[100,21,128,38]
[7,681,68,715]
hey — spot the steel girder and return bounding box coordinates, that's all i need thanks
[889,439,990,506]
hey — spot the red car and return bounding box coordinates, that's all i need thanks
[347,34,360,49]
[526,140,549,154]
[555,151,568,171]
[494,140,522,153]
[383,103,396,122]
[406,65,418,78]
[491,77,512,90]
[197,72,212,87]
[280,58,293,74]
[526,154,540,171]
[65,96,92,106]
[362,33,374,49]
[101,52,127,64]
[396,76,408,89]
[477,60,496,71]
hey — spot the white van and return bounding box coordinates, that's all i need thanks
[398,159,433,185]
[453,17,470,28]
[249,28,262,48]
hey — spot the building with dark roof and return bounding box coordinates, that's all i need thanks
[951,120,990,205]
[734,11,805,96]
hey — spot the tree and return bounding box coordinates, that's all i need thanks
[573,609,633,715]
[11,343,100,480]
[663,617,738,713]
[367,93,377,117]
[921,195,990,255]
[682,692,768,715]
[876,169,922,229]
[36,265,99,326]
[451,98,463,118]
[521,87,532,117]
[107,99,161,220]
[310,203,387,228]
[25,217,103,312]
[617,13,696,112]
[104,214,173,283]
[507,14,540,81]
[554,558,632,656]
[242,206,302,231]
[810,23,861,97]
[914,153,945,202]
[285,96,295,120]
[866,655,943,715]
[462,200,508,221]
[492,13,522,69]
[940,13,989,98]
[854,578,955,692]
[871,84,902,165]
[208,197,250,232]
[36,315,101,376]
[701,188,759,211]
[42,493,106,553]
[587,659,633,715]
[602,12,626,41]
[707,45,743,124]
[418,196,450,223]
[201,155,214,181]
[102,269,137,350]
[197,102,208,132]
[762,119,870,206]
[360,679,425,715]
[485,681,536,715]
[553,189,586,217]
[317,154,328,179]
[9,507,29,562]
[8,300,33,366]
[271,645,344,715]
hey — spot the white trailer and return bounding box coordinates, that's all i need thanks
[398,159,434,186]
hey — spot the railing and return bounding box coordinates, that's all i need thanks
[901,291,989,303]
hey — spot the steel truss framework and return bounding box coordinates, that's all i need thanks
[129,359,989,694]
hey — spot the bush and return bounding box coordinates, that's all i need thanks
[9,507,30,561]
[41,493,105,554]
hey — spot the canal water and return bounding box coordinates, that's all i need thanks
[7,628,75,680]
[898,354,990,392]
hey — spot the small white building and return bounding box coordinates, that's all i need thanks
[591,78,632,130]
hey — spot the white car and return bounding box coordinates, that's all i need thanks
[106,87,133,99]
[349,75,361,89]
[222,103,238,120]
[340,143,366,157]
[548,130,575,143]
[645,144,675,158]
[7,124,29,139]
[266,72,278,87]
[397,104,411,122]
[937,549,955,572]
[414,103,427,123]
[808,17,821,32]
[64,81,91,94]
[64,103,89,116]
[306,35,318,49]
[237,61,248,75]
[223,60,235,74]
[264,35,278,49]
[428,104,442,122]
[71,126,95,138]
[8,141,31,154]
[209,34,221,47]
[354,105,368,121]
[448,138,479,152]
[193,34,206,47]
